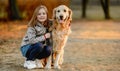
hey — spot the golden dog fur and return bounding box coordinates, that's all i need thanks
[45,5,72,69]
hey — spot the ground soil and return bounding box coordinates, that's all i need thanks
[0,20,120,71]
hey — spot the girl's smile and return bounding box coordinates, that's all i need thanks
[37,8,47,23]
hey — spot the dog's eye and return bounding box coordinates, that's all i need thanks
[57,10,60,12]
[64,9,66,12]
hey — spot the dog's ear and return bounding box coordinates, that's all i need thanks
[52,8,56,20]
[68,9,72,21]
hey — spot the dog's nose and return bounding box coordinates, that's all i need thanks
[60,15,63,20]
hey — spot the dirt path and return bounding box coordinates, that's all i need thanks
[0,21,120,71]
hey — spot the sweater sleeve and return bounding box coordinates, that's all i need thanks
[27,27,45,44]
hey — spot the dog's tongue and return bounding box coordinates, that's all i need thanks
[59,20,64,23]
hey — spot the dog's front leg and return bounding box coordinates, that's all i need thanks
[45,56,51,69]
[54,52,61,69]
[59,49,64,65]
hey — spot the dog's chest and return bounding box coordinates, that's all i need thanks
[52,29,69,40]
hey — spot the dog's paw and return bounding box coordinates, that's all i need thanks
[45,65,51,69]
[54,65,61,69]
[59,59,63,65]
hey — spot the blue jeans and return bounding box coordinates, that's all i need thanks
[26,43,51,61]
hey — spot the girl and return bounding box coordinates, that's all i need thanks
[20,5,52,69]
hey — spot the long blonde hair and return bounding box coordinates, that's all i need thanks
[28,5,49,27]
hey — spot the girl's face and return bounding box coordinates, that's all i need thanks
[37,8,47,23]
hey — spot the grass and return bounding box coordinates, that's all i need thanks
[0,21,120,71]
[70,5,120,21]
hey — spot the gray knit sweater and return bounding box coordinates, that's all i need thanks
[21,22,46,47]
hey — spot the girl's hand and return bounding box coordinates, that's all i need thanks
[44,33,50,39]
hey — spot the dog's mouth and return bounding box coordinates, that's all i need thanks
[59,19,64,24]
[58,16,67,24]
[58,15,64,24]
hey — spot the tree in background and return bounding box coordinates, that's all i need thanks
[81,0,111,19]
[81,0,88,18]
[100,0,111,19]
[8,0,22,20]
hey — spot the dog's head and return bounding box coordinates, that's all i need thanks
[53,5,72,24]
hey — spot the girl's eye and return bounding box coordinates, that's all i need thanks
[43,13,45,15]
[57,10,60,12]
[64,9,66,12]
[38,13,41,15]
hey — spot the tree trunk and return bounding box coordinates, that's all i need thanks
[8,0,22,20]
[82,0,88,18]
[100,0,111,19]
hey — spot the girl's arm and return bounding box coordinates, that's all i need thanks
[27,27,45,44]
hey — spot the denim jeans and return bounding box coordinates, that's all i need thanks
[26,43,51,61]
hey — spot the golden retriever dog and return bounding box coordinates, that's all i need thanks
[45,5,72,69]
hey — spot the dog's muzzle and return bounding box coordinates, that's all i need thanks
[59,15,65,24]
[60,15,63,20]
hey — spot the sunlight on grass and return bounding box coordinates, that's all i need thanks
[0,21,27,40]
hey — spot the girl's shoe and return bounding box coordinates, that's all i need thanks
[24,60,37,69]
[36,59,43,68]
[23,61,27,68]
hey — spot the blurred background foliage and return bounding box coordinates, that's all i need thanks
[0,0,120,21]
[0,0,69,21]
[70,0,120,20]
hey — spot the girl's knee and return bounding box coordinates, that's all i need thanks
[32,43,43,52]
[34,43,43,47]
